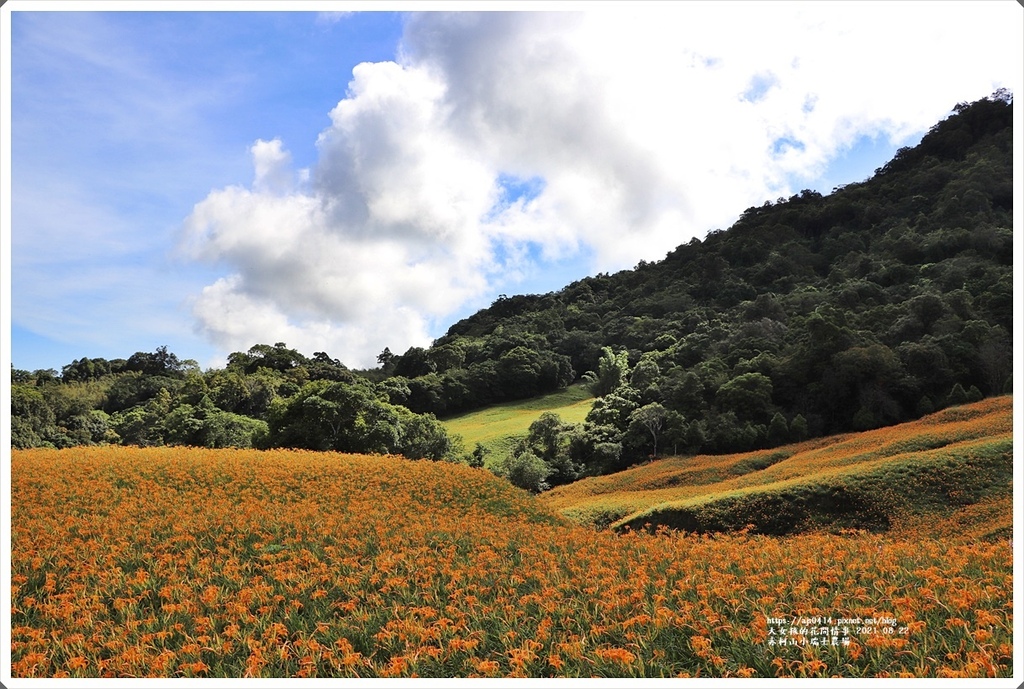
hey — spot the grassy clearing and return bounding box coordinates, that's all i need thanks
[539,396,1013,536]
[441,384,594,462]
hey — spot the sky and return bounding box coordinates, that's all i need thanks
[3,1,1022,373]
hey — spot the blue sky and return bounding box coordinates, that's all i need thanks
[3,3,1021,372]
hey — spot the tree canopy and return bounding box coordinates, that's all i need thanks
[11,93,1013,487]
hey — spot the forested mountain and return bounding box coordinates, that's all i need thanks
[378,91,1013,478]
[11,92,1013,488]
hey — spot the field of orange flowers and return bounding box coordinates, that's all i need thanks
[9,436,1016,678]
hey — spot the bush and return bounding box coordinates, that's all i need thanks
[495,451,552,493]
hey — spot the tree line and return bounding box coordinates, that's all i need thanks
[12,343,457,461]
[11,92,1014,491]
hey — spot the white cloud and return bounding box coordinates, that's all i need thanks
[251,139,296,194]
[182,96,495,365]
[182,3,1020,368]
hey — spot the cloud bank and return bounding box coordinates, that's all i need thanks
[180,5,1016,368]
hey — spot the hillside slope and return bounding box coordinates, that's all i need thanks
[539,396,1012,536]
[12,442,1015,678]
[386,92,1014,470]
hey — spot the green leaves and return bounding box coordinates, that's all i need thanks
[495,451,552,493]
[267,379,458,460]
[586,347,630,397]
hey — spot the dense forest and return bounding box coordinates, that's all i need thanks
[12,343,458,461]
[11,92,1013,490]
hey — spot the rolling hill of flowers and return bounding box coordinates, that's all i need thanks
[10,398,1014,678]
[539,396,1012,537]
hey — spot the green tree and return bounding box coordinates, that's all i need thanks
[307,351,352,382]
[767,412,789,446]
[584,346,630,396]
[496,451,552,493]
[629,354,661,392]
[497,346,544,397]
[61,357,113,383]
[202,411,268,448]
[393,346,434,378]
[396,408,458,461]
[237,342,307,374]
[512,412,579,486]
[125,345,185,377]
[377,377,412,406]
[790,414,809,441]
[469,442,489,468]
[267,379,456,458]
[715,372,774,423]
[628,403,668,457]
[585,386,640,432]
[562,421,623,475]
[826,344,904,429]
[11,384,57,448]
[427,343,466,373]
[111,388,172,446]
[682,419,707,453]
[663,369,706,419]
[163,402,205,446]
[163,395,267,449]
[376,347,397,375]
[268,380,388,452]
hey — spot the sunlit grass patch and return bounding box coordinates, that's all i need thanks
[441,384,594,461]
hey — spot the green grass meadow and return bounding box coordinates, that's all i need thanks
[441,384,594,464]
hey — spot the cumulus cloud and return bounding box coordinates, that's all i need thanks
[251,139,295,194]
[181,4,1017,368]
